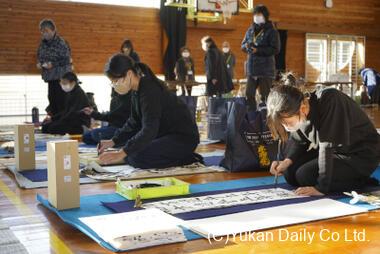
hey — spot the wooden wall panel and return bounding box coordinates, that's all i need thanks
[186,13,251,79]
[366,37,380,72]
[0,0,379,78]
[0,0,163,74]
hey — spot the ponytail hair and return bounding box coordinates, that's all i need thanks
[266,85,305,141]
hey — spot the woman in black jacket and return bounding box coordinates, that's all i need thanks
[98,54,201,169]
[120,39,140,63]
[267,85,379,196]
[175,46,195,96]
[201,36,233,97]
[241,5,280,111]
[41,72,90,135]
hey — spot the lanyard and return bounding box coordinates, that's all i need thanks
[226,54,232,64]
[253,29,264,44]
[185,60,192,71]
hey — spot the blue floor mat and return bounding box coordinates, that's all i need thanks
[0,141,96,156]
[19,156,224,183]
[20,164,86,182]
[203,156,223,166]
[37,166,380,252]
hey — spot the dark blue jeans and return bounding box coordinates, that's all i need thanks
[82,126,118,145]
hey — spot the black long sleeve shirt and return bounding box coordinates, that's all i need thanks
[112,75,199,156]
[286,88,380,193]
[51,85,90,127]
[91,91,131,128]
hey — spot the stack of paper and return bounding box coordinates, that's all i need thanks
[79,208,186,250]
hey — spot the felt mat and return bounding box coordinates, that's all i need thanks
[82,157,225,181]
[3,154,224,189]
[102,183,346,220]
[19,164,86,182]
[5,165,99,189]
[0,138,96,158]
[37,168,380,252]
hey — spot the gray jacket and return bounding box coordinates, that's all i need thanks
[37,33,72,82]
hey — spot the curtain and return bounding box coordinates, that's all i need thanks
[160,0,187,81]
[275,29,288,73]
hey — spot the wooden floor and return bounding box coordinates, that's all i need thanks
[0,107,379,254]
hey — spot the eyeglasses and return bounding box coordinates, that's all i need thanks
[109,79,121,88]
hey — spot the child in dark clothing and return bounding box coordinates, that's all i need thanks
[175,46,195,96]
[41,72,90,135]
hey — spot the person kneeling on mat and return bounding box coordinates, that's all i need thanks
[266,85,380,196]
[98,54,201,169]
[82,89,131,145]
[42,72,90,135]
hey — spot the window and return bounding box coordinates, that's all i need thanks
[55,0,160,8]
[0,74,206,126]
[0,75,112,125]
[305,33,365,86]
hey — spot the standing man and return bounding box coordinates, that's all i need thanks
[37,19,72,116]
[241,5,280,111]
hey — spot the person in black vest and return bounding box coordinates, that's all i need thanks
[98,54,201,169]
[222,41,236,80]
[120,39,140,63]
[175,46,195,96]
[241,5,280,111]
[201,36,233,97]
[42,72,90,135]
[37,19,72,116]
[267,85,380,196]
[82,89,131,145]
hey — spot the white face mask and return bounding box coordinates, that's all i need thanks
[222,47,230,53]
[123,48,131,56]
[254,15,265,25]
[282,118,307,132]
[283,124,299,133]
[202,43,208,52]
[61,84,74,93]
[182,52,190,58]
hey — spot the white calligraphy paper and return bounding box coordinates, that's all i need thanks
[79,208,186,250]
[142,188,305,214]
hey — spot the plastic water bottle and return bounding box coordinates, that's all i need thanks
[32,107,39,124]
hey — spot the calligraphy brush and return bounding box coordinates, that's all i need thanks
[274,139,281,189]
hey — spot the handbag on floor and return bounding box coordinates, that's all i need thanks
[220,101,278,172]
[207,97,245,141]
